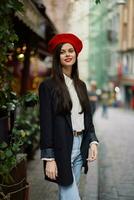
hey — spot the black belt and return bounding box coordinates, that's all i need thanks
[73,130,84,136]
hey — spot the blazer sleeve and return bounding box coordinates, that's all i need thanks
[39,81,55,159]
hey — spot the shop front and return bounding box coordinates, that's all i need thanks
[7,0,57,95]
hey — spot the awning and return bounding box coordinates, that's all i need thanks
[15,0,45,39]
[121,75,134,85]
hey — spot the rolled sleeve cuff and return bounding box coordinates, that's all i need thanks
[42,158,55,161]
[89,141,99,147]
[41,148,55,159]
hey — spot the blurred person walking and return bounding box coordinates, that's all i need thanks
[88,80,98,115]
[39,33,99,200]
[101,90,109,118]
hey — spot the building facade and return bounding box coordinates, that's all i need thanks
[88,0,111,88]
[67,0,91,83]
[88,0,134,109]
[118,0,134,108]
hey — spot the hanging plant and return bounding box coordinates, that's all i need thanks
[95,0,101,4]
[0,0,23,117]
[0,138,26,184]
[0,0,25,185]
[0,0,23,65]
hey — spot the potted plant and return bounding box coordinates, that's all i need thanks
[0,130,29,200]
[0,91,40,200]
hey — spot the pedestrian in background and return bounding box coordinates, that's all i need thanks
[101,90,109,118]
[39,33,99,200]
[88,80,98,115]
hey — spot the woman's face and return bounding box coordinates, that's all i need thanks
[60,43,76,68]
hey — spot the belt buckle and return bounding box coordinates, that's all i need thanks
[73,130,77,136]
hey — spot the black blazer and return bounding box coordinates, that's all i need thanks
[39,77,98,186]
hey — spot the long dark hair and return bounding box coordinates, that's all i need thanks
[52,43,89,114]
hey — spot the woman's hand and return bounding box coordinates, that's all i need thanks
[45,160,58,180]
[87,143,98,162]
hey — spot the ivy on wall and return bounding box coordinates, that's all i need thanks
[0,0,23,115]
[95,0,101,4]
[0,0,23,66]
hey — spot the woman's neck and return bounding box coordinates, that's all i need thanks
[62,67,72,78]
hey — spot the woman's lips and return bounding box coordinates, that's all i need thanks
[64,58,72,62]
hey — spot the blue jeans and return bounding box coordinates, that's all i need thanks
[58,135,83,200]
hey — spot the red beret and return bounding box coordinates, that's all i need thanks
[48,33,83,54]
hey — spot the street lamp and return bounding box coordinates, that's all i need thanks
[117,0,126,4]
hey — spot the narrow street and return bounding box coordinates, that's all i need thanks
[95,107,134,200]
[27,107,134,200]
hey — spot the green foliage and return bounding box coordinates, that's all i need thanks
[95,0,101,4]
[0,139,26,184]
[12,105,40,147]
[0,65,19,117]
[0,0,23,116]
[0,91,39,184]
[0,86,18,115]
[20,91,39,107]
[0,0,40,186]
[0,0,23,64]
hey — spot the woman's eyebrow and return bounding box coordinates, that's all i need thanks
[61,48,74,51]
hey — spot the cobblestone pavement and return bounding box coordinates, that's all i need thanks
[27,107,134,200]
[95,107,134,200]
[27,149,98,200]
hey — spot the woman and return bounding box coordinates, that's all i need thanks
[39,33,99,200]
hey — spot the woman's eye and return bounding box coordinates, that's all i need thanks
[60,49,74,54]
[69,49,74,53]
